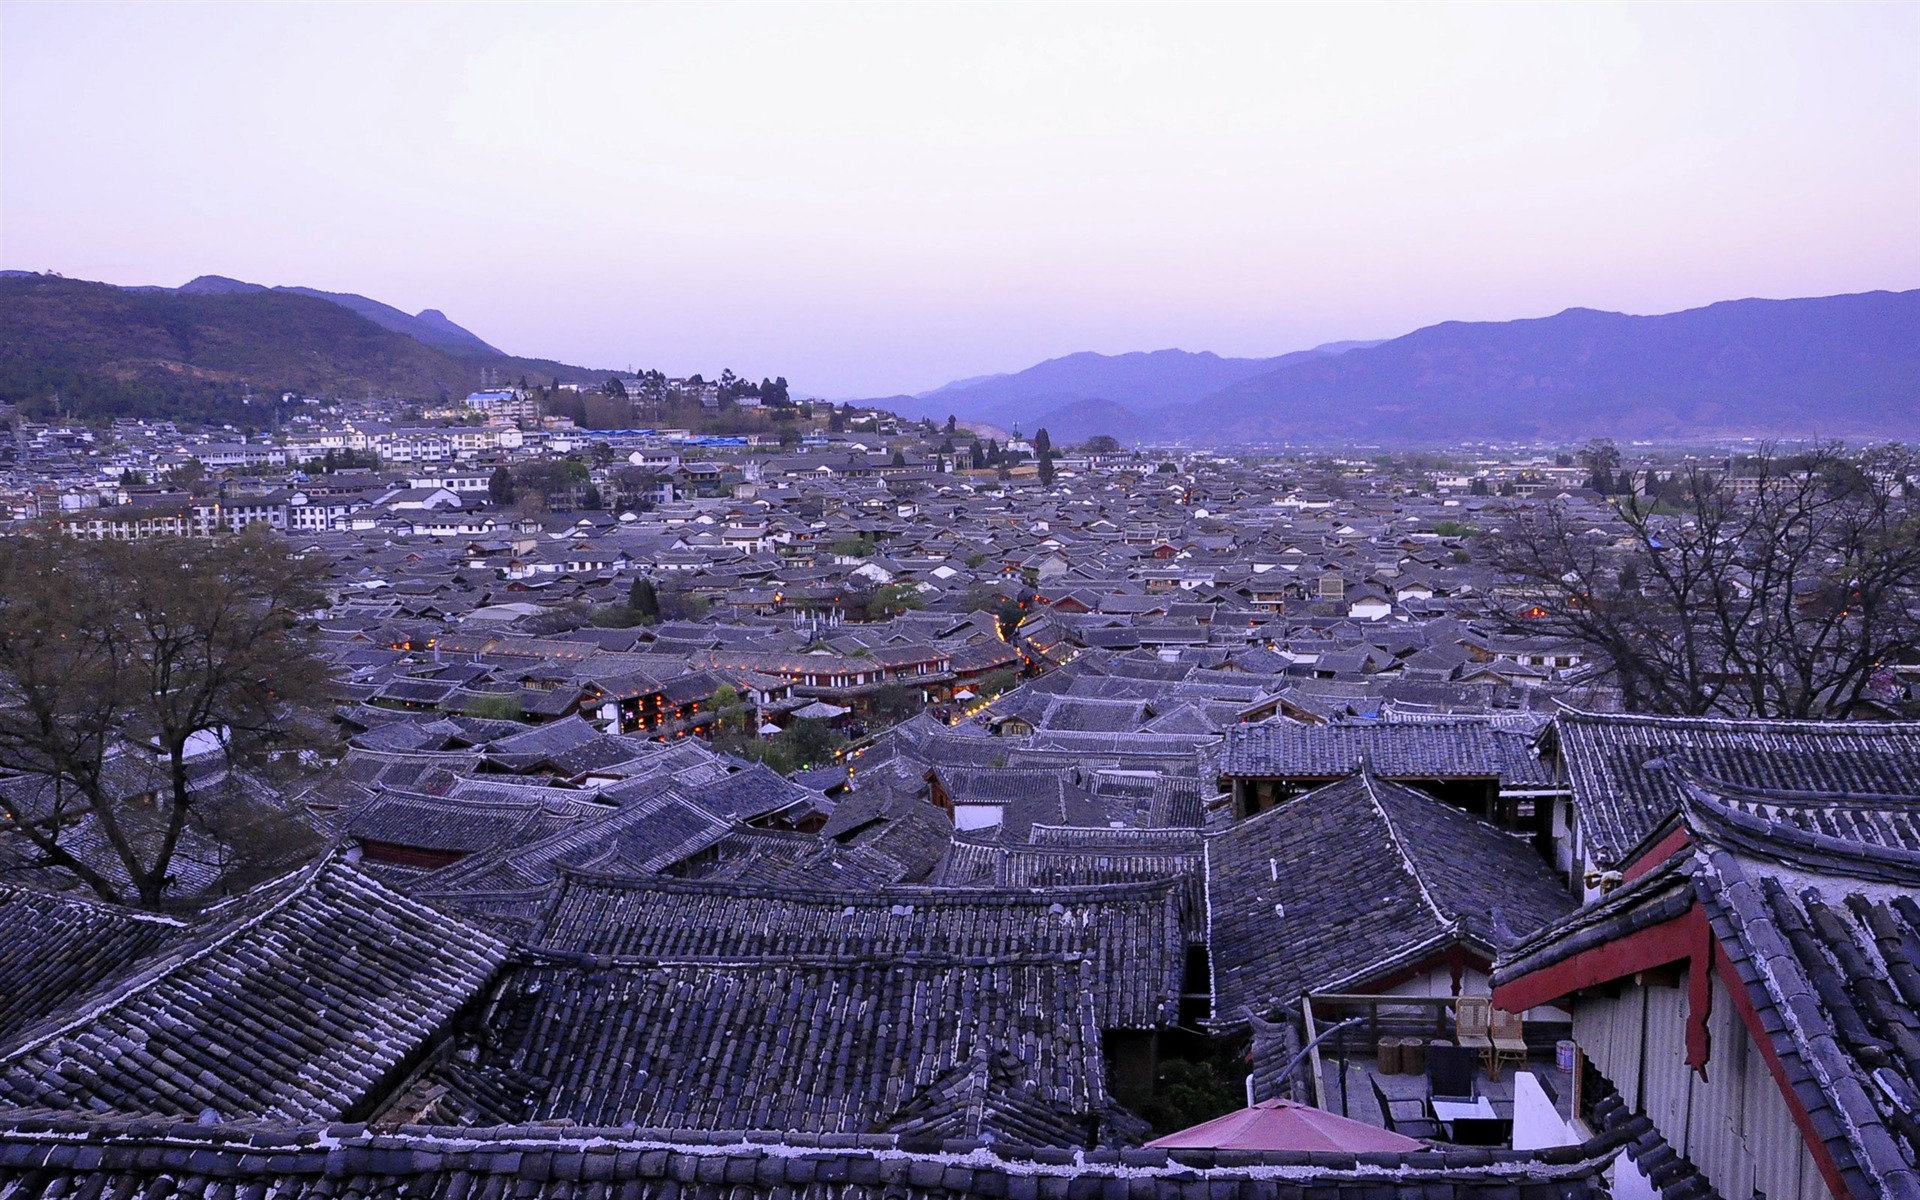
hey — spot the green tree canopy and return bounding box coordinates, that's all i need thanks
[628,576,660,623]
[868,582,927,619]
[1579,438,1623,493]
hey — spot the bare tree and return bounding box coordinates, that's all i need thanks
[1487,444,1920,719]
[0,526,331,907]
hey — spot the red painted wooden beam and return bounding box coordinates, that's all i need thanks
[1493,907,1703,1013]
[1623,827,1692,882]
[1497,901,1856,1200]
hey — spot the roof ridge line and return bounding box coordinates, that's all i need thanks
[1361,771,1453,929]
[0,882,188,927]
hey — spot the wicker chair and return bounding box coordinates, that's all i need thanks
[1453,997,1492,1057]
[1488,1007,1527,1080]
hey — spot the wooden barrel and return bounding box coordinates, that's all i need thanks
[1377,1036,1402,1074]
[1399,1036,1427,1075]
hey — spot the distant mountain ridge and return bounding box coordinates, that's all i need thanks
[154,275,502,355]
[0,273,602,424]
[884,291,1920,444]
[883,342,1380,442]
[1185,291,1920,444]
[5,270,1914,443]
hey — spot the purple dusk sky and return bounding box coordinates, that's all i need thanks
[3,3,1916,397]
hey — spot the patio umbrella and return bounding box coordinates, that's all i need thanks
[1145,1098,1423,1153]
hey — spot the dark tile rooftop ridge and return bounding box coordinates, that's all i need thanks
[1678,774,1920,885]
[1554,710,1920,736]
[1219,722,1530,781]
[550,864,1184,905]
[0,884,186,928]
[1695,848,1920,1200]
[1552,713,1920,868]
[514,947,1115,970]
[1589,1093,1725,1200]
[0,1109,1626,1193]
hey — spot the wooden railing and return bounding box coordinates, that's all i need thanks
[1301,994,1466,1109]
[1305,993,1466,1044]
[1303,992,1572,1072]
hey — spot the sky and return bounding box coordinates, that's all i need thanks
[3,3,1916,397]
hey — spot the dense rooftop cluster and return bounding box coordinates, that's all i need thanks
[0,419,1915,1199]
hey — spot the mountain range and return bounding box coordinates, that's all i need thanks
[0,272,601,425]
[160,275,504,356]
[878,343,1381,441]
[2,271,1914,442]
[875,291,1920,444]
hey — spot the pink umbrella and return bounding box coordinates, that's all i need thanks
[1146,1099,1424,1153]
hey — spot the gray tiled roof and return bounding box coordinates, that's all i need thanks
[1221,720,1548,782]
[1552,710,1920,868]
[1686,785,1920,1200]
[418,786,732,897]
[533,871,1182,1030]
[1209,772,1574,1021]
[412,953,1110,1137]
[937,834,1208,944]
[0,887,182,1045]
[0,1110,1627,1199]
[1497,776,1920,1200]
[342,788,607,854]
[0,855,507,1122]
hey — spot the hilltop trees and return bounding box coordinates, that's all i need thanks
[609,466,665,512]
[488,465,516,506]
[1488,445,1920,718]
[545,369,795,430]
[867,582,927,619]
[0,528,331,907]
[167,458,209,495]
[511,458,592,509]
[630,576,661,623]
[1578,438,1622,494]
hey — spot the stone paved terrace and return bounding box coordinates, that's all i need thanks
[1302,993,1578,1144]
[1317,1051,1578,1141]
